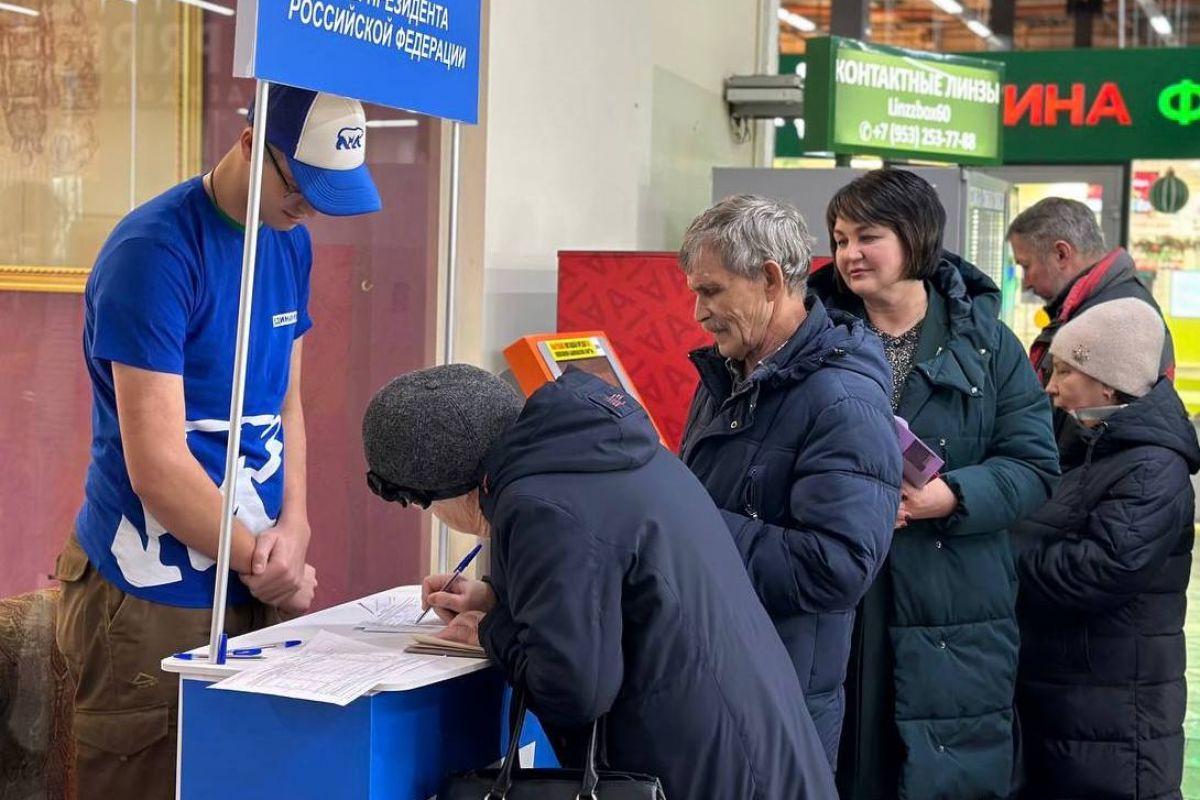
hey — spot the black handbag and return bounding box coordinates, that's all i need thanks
[436,691,666,799]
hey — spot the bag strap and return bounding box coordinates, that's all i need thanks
[486,687,605,800]
[577,716,602,799]
[485,691,529,799]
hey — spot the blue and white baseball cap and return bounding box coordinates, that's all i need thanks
[248,86,382,217]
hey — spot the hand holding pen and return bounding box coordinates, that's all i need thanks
[418,544,493,624]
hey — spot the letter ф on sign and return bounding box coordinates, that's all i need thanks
[1159,79,1200,127]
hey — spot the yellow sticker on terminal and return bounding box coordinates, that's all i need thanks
[547,338,601,361]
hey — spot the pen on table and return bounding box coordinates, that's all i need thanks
[173,639,303,660]
[231,639,304,657]
[172,652,263,661]
[416,543,483,624]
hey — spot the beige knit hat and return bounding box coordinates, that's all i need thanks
[1050,298,1165,398]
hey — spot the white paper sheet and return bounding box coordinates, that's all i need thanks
[208,630,438,706]
[355,591,445,634]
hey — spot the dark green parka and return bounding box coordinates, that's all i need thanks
[811,253,1060,800]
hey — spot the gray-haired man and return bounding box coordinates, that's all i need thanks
[678,194,902,766]
[1007,196,1173,386]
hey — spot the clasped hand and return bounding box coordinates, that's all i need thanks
[240,518,317,613]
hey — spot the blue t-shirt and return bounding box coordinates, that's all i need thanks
[75,177,313,608]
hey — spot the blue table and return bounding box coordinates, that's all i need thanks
[163,587,556,800]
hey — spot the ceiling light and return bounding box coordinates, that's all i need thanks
[176,0,234,16]
[1149,14,1173,34]
[1134,0,1178,43]
[966,19,992,37]
[365,119,420,128]
[777,7,817,33]
[791,13,817,32]
[929,0,964,15]
[0,1,38,16]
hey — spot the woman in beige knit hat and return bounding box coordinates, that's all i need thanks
[1013,297,1199,800]
[1044,296,1167,417]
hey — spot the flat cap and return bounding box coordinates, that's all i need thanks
[362,364,524,500]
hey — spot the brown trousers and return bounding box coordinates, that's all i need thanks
[54,534,275,800]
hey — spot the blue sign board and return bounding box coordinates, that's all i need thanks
[234,0,481,123]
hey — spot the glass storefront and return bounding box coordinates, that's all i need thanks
[1130,159,1200,411]
[1132,159,1200,800]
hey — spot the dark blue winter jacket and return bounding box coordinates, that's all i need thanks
[476,369,837,800]
[679,296,903,766]
[1015,378,1200,800]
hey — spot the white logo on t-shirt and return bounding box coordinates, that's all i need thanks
[111,414,283,586]
[273,311,298,328]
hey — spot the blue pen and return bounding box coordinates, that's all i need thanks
[230,640,304,657]
[416,543,483,624]
[172,651,263,661]
[173,639,302,660]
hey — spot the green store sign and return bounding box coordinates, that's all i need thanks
[780,45,1200,164]
[801,37,1004,165]
[991,48,1200,163]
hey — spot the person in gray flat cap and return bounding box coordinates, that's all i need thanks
[361,364,837,799]
[1013,298,1199,800]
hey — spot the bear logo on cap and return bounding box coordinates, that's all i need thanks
[336,126,364,151]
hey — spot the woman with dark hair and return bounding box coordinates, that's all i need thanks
[1013,299,1198,800]
[809,169,1060,800]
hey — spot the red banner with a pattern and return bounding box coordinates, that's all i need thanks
[558,251,833,452]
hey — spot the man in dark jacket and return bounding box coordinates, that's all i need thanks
[1007,196,1174,386]
[1014,299,1199,800]
[677,194,903,766]
[362,364,837,799]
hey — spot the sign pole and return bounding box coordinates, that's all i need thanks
[208,78,272,664]
[436,119,463,574]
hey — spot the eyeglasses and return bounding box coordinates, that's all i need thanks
[365,471,478,509]
[366,471,432,508]
[265,146,300,197]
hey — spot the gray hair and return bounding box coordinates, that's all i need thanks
[1007,197,1106,260]
[679,194,815,292]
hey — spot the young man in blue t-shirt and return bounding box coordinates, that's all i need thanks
[53,87,382,800]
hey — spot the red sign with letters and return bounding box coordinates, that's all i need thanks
[1003,82,1133,128]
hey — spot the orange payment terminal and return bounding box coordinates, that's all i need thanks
[503,331,666,446]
